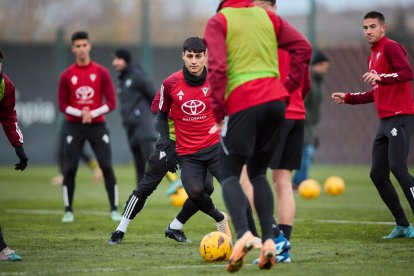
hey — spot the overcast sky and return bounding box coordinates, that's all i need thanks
[194,0,414,16]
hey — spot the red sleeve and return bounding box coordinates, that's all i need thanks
[268,13,312,93]
[158,79,173,114]
[204,13,228,122]
[151,90,160,113]
[378,42,414,85]
[58,70,71,113]
[302,65,311,99]
[344,91,374,104]
[0,76,24,147]
[99,66,116,111]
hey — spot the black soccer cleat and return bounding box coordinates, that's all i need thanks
[165,226,191,243]
[108,230,124,245]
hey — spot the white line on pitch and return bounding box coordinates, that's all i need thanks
[3,209,397,226]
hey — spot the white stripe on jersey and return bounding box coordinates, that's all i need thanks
[159,84,164,110]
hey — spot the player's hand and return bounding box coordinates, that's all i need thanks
[14,145,28,171]
[362,72,381,84]
[331,92,346,104]
[160,140,178,173]
[82,107,92,124]
[208,122,223,134]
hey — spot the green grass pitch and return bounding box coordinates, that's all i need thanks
[1,164,414,275]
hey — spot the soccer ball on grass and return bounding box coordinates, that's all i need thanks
[200,231,233,262]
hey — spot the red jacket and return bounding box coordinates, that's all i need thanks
[344,36,414,118]
[0,73,24,147]
[204,0,312,122]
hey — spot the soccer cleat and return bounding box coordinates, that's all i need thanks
[111,211,122,222]
[62,211,74,223]
[276,251,291,263]
[108,230,124,245]
[258,239,276,270]
[274,233,291,255]
[166,179,183,196]
[382,225,410,239]
[165,226,191,243]
[404,225,414,238]
[0,247,22,261]
[216,212,232,240]
[226,231,262,273]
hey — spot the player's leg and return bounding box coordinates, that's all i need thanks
[0,225,21,261]
[87,123,119,219]
[79,147,102,184]
[386,115,414,237]
[131,139,155,188]
[62,122,85,222]
[369,122,410,238]
[180,152,226,225]
[51,127,65,186]
[292,144,315,188]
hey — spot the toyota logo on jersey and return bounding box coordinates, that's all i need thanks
[181,100,206,115]
[75,86,95,101]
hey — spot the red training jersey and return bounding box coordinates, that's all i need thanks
[158,70,219,156]
[58,61,116,123]
[344,36,414,118]
[0,73,24,147]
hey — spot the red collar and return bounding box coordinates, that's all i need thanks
[220,0,254,10]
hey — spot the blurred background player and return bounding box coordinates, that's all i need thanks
[0,49,26,261]
[111,48,158,188]
[293,51,330,188]
[239,0,310,263]
[58,31,121,223]
[50,113,102,186]
[332,11,414,238]
[205,0,311,271]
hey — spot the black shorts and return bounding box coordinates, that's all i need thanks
[179,143,221,183]
[268,119,304,170]
[220,101,286,157]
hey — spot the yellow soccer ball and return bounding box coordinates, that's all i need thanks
[170,187,188,208]
[200,231,233,262]
[298,179,321,199]
[324,176,345,196]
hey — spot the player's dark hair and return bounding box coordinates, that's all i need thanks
[71,31,89,44]
[182,37,206,54]
[0,49,4,63]
[364,11,385,24]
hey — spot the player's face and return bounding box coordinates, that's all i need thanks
[182,50,206,76]
[112,57,127,72]
[72,39,91,61]
[363,18,386,45]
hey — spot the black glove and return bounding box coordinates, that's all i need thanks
[160,140,178,173]
[14,145,28,171]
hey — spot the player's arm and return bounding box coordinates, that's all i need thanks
[269,13,312,94]
[332,90,374,105]
[376,42,414,85]
[204,14,228,123]
[0,79,28,170]
[89,67,117,119]
[58,71,82,117]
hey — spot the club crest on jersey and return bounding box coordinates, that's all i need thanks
[181,100,206,115]
[125,79,132,88]
[90,74,97,82]
[177,91,184,100]
[159,151,166,160]
[202,87,209,96]
[71,76,78,85]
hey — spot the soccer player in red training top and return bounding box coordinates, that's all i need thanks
[0,49,26,261]
[157,37,233,239]
[58,31,121,223]
[204,0,312,271]
[239,0,311,263]
[332,11,414,239]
